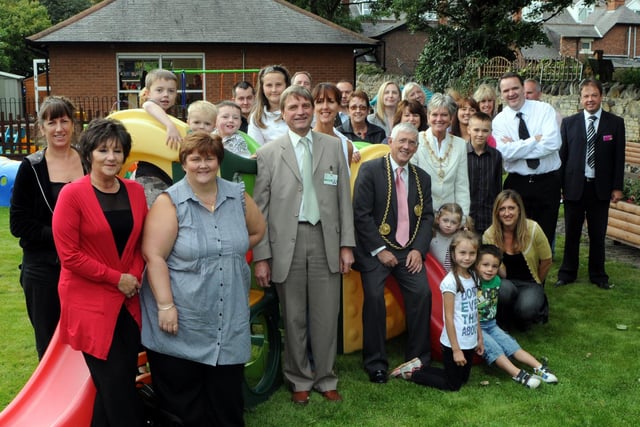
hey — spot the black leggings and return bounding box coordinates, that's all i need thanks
[83,306,142,427]
[411,345,474,391]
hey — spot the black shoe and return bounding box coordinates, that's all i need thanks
[595,281,614,290]
[554,280,571,287]
[369,369,387,384]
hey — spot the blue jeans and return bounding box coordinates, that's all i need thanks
[481,319,521,365]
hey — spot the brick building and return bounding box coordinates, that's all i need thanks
[360,20,429,76]
[542,0,640,61]
[26,0,376,116]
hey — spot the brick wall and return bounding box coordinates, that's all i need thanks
[378,29,428,76]
[46,42,356,110]
[592,25,640,57]
[559,26,640,59]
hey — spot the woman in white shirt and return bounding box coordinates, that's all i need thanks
[411,93,470,215]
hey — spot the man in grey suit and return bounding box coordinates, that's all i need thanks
[353,122,434,383]
[253,85,355,404]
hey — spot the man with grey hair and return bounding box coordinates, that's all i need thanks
[353,122,434,384]
[524,79,542,100]
[525,78,563,128]
[253,85,355,404]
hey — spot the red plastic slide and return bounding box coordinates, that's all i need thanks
[0,327,95,426]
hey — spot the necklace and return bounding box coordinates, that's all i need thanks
[91,177,120,193]
[377,155,424,250]
[194,191,217,212]
[422,131,454,180]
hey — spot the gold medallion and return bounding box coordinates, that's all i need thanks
[379,223,391,235]
[438,168,445,179]
[414,205,422,216]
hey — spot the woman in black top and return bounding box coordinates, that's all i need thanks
[10,96,85,359]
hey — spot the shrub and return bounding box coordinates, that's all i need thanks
[613,68,640,85]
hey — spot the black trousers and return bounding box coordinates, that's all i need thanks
[559,180,610,284]
[504,170,560,248]
[411,345,474,391]
[20,250,61,360]
[496,279,548,331]
[360,250,432,373]
[146,350,245,427]
[83,306,142,427]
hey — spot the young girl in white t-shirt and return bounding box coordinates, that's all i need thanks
[401,230,484,390]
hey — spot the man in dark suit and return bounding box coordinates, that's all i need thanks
[353,122,434,383]
[253,85,355,404]
[556,78,625,290]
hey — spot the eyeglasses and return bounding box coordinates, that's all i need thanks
[349,105,368,111]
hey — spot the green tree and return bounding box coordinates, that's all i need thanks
[372,0,597,91]
[290,0,362,32]
[0,0,51,76]
[40,0,95,25]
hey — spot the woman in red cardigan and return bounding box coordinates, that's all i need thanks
[52,118,148,427]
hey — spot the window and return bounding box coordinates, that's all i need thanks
[580,39,593,54]
[354,0,372,16]
[117,54,204,111]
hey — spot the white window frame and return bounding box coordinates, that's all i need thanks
[580,39,593,55]
[116,53,205,110]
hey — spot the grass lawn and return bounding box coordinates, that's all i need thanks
[1,206,639,426]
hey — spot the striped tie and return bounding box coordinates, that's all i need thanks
[586,115,596,169]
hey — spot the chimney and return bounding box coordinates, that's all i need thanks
[607,0,626,11]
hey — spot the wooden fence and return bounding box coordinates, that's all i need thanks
[471,56,584,84]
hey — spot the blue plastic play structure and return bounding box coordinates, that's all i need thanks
[0,156,21,207]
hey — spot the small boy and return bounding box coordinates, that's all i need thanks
[140,69,181,149]
[137,68,181,206]
[476,244,558,389]
[214,101,252,158]
[187,100,217,134]
[467,112,503,234]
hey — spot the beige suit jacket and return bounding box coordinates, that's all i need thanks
[253,131,355,283]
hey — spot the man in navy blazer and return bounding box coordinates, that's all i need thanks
[556,78,625,290]
[353,122,434,383]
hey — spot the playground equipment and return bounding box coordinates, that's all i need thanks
[0,112,450,425]
[0,156,21,207]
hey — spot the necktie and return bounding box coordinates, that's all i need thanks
[300,137,320,225]
[395,167,409,246]
[586,115,596,169]
[517,112,539,169]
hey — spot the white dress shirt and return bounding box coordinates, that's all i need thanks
[492,99,562,175]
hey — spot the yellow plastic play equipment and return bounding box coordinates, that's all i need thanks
[108,109,187,180]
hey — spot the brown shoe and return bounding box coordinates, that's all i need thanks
[320,390,342,402]
[291,390,310,405]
